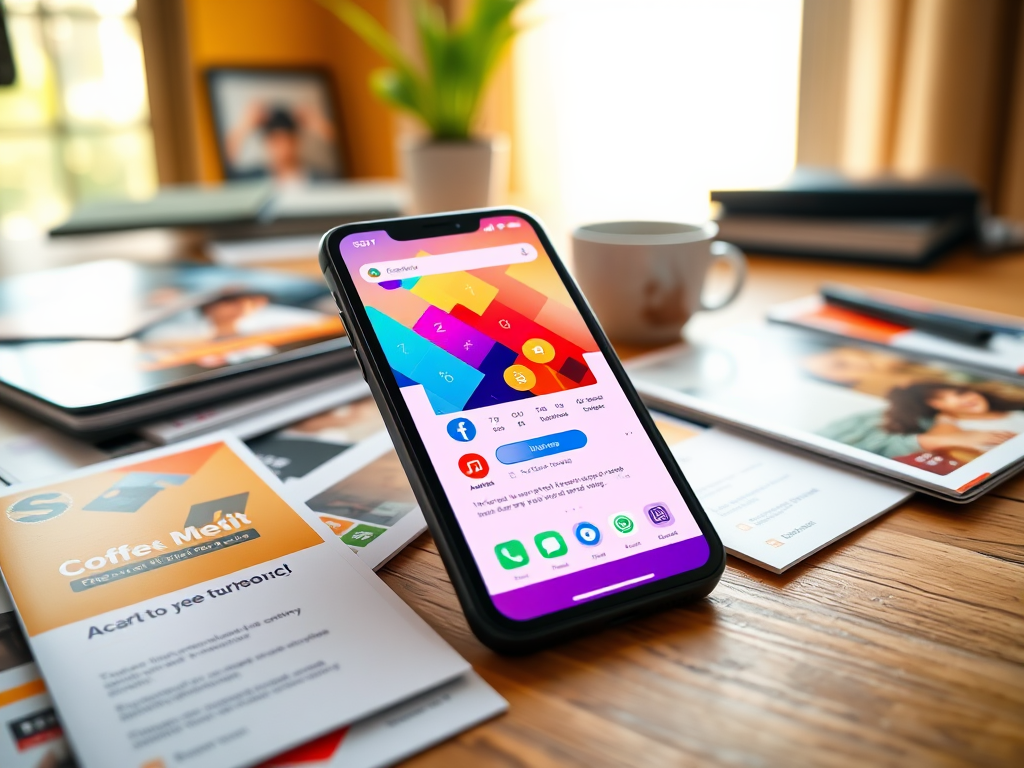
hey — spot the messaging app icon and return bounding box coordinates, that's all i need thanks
[574,522,601,546]
[367,267,381,278]
[495,539,529,569]
[534,531,568,559]
[609,512,636,537]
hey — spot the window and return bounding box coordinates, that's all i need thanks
[0,0,157,238]
[513,0,803,231]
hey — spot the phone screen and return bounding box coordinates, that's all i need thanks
[338,215,710,621]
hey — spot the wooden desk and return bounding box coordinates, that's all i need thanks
[380,249,1024,767]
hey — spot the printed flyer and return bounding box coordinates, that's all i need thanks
[0,436,468,768]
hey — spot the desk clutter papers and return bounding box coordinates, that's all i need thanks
[0,436,492,768]
[769,293,1024,378]
[629,325,1024,502]
[0,590,72,768]
[651,413,910,573]
[246,395,385,482]
[0,260,351,436]
[289,431,428,571]
[141,371,371,445]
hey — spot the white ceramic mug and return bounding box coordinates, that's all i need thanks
[572,221,746,345]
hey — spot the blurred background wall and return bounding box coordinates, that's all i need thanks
[1,0,1021,238]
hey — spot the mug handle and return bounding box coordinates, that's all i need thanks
[700,240,747,311]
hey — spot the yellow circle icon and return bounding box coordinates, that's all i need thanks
[503,364,537,392]
[522,338,555,364]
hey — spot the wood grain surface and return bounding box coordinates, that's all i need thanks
[378,248,1024,767]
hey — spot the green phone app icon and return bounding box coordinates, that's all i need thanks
[534,531,568,558]
[495,539,530,569]
[610,512,636,537]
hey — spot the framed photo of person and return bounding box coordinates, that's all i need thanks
[206,67,345,182]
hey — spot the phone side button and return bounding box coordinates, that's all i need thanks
[353,349,367,381]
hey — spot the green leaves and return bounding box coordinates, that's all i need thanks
[321,0,522,140]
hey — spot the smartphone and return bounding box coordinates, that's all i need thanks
[319,209,724,652]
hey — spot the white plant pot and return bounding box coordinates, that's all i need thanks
[400,135,510,213]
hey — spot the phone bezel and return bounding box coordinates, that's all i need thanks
[320,208,724,641]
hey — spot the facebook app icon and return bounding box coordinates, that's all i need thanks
[446,417,477,442]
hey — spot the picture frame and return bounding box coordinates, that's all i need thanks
[206,67,345,182]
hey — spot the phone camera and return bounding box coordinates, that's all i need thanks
[454,223,462,229]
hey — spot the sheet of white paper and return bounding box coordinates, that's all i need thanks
[652,414,912,572]
[290,431,428,570]
[0,434,467,768]
[0,404,105,485]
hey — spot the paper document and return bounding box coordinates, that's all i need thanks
[652,414,911,572]
[0,436,467,768]
[291,431,427,570]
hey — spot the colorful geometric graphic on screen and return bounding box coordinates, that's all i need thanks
[365,257,598,415]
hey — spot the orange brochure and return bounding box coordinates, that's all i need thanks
[0,435,468,768]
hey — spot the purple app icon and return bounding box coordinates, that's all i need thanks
[644,503,675,527]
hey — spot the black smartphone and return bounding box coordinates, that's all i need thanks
[319,208,724,652]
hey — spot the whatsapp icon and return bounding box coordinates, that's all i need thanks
[609,512,636,537]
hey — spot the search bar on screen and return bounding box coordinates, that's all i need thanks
[360,243,537,283]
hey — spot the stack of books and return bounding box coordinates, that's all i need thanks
[711,168,981,265]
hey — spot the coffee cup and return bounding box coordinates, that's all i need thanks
[572,221,746,346]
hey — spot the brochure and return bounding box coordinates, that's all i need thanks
[247,397,385,483]
[629,324,1024,502]
[0,436,468,768]
[2,583,503,768]
[290,431,427,570]
[769,294,1024,378]
[651,413,911,572]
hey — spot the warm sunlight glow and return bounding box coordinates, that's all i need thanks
[514,0,804,232]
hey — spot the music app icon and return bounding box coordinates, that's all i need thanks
[458,453,490,479]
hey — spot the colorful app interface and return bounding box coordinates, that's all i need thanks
[339,216,710,620]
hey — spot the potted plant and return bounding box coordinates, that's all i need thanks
[322,0,522,213]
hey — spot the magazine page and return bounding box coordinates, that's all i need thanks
[0,266,346,413]
[247,396,385,482]
[289,431,427,570]
[651,413,911,573]
[0,435,467,768]
[769,294,1024,377]
[629,325,1024,499]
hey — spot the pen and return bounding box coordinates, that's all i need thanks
[820,284,1024,346]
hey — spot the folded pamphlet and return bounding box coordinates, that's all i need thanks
[0,436,469,768]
